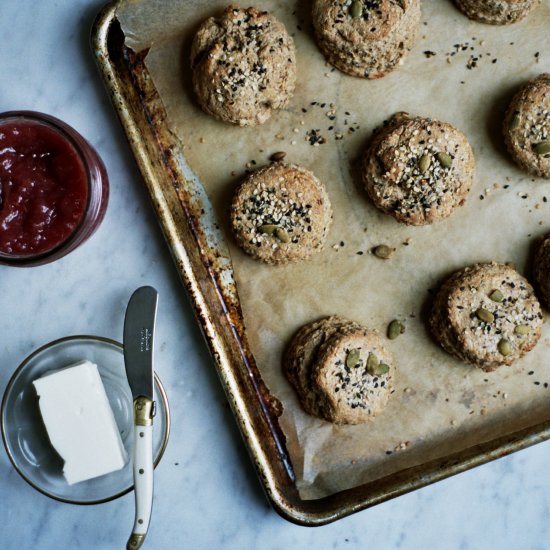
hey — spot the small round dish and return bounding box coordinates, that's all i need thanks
[1,335,170,505]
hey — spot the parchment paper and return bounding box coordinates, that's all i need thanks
[117,0,550,499]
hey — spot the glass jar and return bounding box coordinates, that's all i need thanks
[0,111,109,267]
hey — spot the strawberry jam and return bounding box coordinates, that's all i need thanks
[0,112,108,266]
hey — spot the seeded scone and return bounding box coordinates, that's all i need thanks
[284,316,395,425]
[230,163,332,264]
[453,0,540,25]
[311,0,421,79]
[190,6,296,126]
[362,112,475,225]
[503,73,550,178]
[534,234,550,309]
[430,263,543,372]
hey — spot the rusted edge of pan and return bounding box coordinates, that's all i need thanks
[91,1,550,526]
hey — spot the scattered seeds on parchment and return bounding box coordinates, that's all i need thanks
[387,320,405,340]
[373,244,395,259]
[270,151,286,162]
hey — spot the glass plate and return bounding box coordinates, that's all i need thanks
[1,335,170,504]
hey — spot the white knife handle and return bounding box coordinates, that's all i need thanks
[127,397,154,550]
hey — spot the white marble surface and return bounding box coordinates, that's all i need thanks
[1,1,550,549]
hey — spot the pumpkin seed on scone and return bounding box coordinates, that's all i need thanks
[230,163,332,264]
[190,6,296,126]
[311,0,421,79]
[430,263,543,372]
[362,112,475,225]
[503,73,550,178]
[534,233,550,309]
[284,316,395,425]
[453,0,540,25]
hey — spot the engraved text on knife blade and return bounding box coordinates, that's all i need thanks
[140,328,152,352]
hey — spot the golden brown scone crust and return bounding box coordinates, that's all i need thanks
[534,234,550,309]
[230,163,332,264]
[454,0,540,25]
[362,112,475,225]
[284,316,395,425]
[430,263,543,372]
[311,0,421,79]
[191,6,296,126]
[503,73,550,178]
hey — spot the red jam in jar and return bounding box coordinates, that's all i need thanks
[0,111,108,266]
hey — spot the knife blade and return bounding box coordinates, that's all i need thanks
[123,286,159,550]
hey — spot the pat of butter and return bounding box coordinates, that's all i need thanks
[33,360,128,485]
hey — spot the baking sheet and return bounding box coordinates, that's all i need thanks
[116,0,550,499]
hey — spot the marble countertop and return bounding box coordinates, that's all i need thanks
[1,1,549,549]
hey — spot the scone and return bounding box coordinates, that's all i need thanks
[362,112,475,225]
[430,263,543,371]
[534,234,550,309]
[190,6,296,126]
[230,163,332,264]
[453,0,540,25]
[311,0,421,79]
[284,315,395,425]
[503,73,550,178]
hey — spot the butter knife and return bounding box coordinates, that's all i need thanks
[123,286,159,550]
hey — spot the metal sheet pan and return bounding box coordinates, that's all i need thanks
[91,1,550,525]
